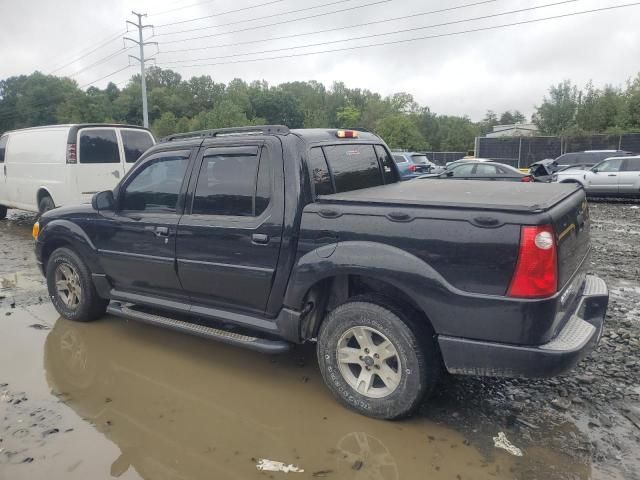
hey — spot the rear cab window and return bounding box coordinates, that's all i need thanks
[78,128,120,164]
[121,129,155,163]
[309,144,393,196]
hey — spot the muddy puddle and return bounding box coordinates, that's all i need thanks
[0,304,593,480]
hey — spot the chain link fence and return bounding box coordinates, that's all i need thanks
[476,133,640,168]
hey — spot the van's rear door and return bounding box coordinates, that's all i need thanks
[75,127,125,203]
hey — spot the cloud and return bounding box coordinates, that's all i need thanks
[1,0,639,120]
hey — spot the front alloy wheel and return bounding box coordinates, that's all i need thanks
[55,263,82,308]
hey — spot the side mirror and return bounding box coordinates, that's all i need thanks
[446,171,454,177]
[591,168,599,173]
[92,190,115,211]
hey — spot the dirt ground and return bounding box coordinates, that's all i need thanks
[0,200,639,480]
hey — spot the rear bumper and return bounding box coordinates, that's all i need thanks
[438,274,608,378]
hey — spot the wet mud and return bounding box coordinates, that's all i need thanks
[1,201,639,480]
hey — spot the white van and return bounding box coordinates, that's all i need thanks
[0,124,155,218]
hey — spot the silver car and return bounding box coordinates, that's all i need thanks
[553,155,640,197]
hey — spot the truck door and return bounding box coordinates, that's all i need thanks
[93,149,193,299]
[176,141,285,314]
[617,157,640,195]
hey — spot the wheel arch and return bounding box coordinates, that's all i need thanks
[284,241,444,339]
[40,220,102,275]
[37,187,54,206]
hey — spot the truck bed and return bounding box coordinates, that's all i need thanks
[317,179,583,213]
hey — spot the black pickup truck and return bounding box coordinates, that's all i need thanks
[34,126,608,419]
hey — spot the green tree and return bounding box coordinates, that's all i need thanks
[534,80,580,134]
[335,105,360,127]
[375,114,428,151]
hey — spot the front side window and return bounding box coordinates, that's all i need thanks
[192,150,260,216]
[121,130,154,163]
[0,135,7,163]
[79,129,119,164]
[323,144,384,193]
[122,154,189,212]
[594,158,624,173]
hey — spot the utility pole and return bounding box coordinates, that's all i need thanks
[125,12,157,128]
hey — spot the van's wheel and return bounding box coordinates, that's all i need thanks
[317,295,440,419]
[38,195,55,214]
[0,206,6,220]
[46,247,108,322]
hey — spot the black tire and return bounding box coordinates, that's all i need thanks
[0,205,6,220]
[46,247,108,322]
[39,195,55,214]
[317,295,440,419]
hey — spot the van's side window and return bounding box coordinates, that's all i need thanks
[122,130,155,163]
[0,136,7,163]
[122,154,190,212]
[79,129,119,164]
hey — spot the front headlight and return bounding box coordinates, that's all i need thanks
[32,221,40,240]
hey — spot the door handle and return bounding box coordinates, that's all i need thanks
[252,233,269,245]
[608,174,617,177]
[154,226,169,237]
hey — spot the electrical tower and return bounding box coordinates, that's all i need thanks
[125,12,157,128]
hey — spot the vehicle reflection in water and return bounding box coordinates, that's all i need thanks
[45,316,517,480]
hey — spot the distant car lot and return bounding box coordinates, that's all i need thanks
[392,152,436,179]
[420,160,534,182]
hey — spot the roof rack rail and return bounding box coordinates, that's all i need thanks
[161,125,289,142]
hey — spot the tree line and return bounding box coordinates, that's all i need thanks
[2,67,640,150]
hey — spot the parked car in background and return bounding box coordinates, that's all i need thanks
[529,159,558,182]
[421,161,534,182]
[553,155,640,197]
[392,152,436,179]
[554,150,634,169]
[0,124,155,218]
[34,126,607,420]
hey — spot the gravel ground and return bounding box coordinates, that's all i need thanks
[428,199,640,480]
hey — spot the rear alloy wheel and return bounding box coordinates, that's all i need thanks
[46,247,108,322]
[39,195,55,214]
[317,295,440,419]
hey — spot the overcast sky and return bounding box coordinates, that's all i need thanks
[1,0,639,120]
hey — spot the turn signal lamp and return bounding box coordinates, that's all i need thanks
[32,221,40,240]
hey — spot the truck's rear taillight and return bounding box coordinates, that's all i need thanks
[66,143,77,164]
[507,225,557,298]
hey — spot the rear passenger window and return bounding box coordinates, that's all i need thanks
[308,148,334,195]
[323,145,383,193]
[375,145,397,184]
[192,149,262,216]
[622,158,640,172]
[0,136,7,163]
[79,129,119,164]
[121,130,154,163]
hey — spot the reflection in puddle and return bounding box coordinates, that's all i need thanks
[43,316,519,480]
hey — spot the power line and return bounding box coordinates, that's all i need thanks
[149,0,217,17]
[158,0,583,65]
[156,0,390,45]
[155,2,640,69]
[155,0,284,28]
[47,30,126,75]
[66,47,131,78]
[79,65,132,89]
[159,0,501,54]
